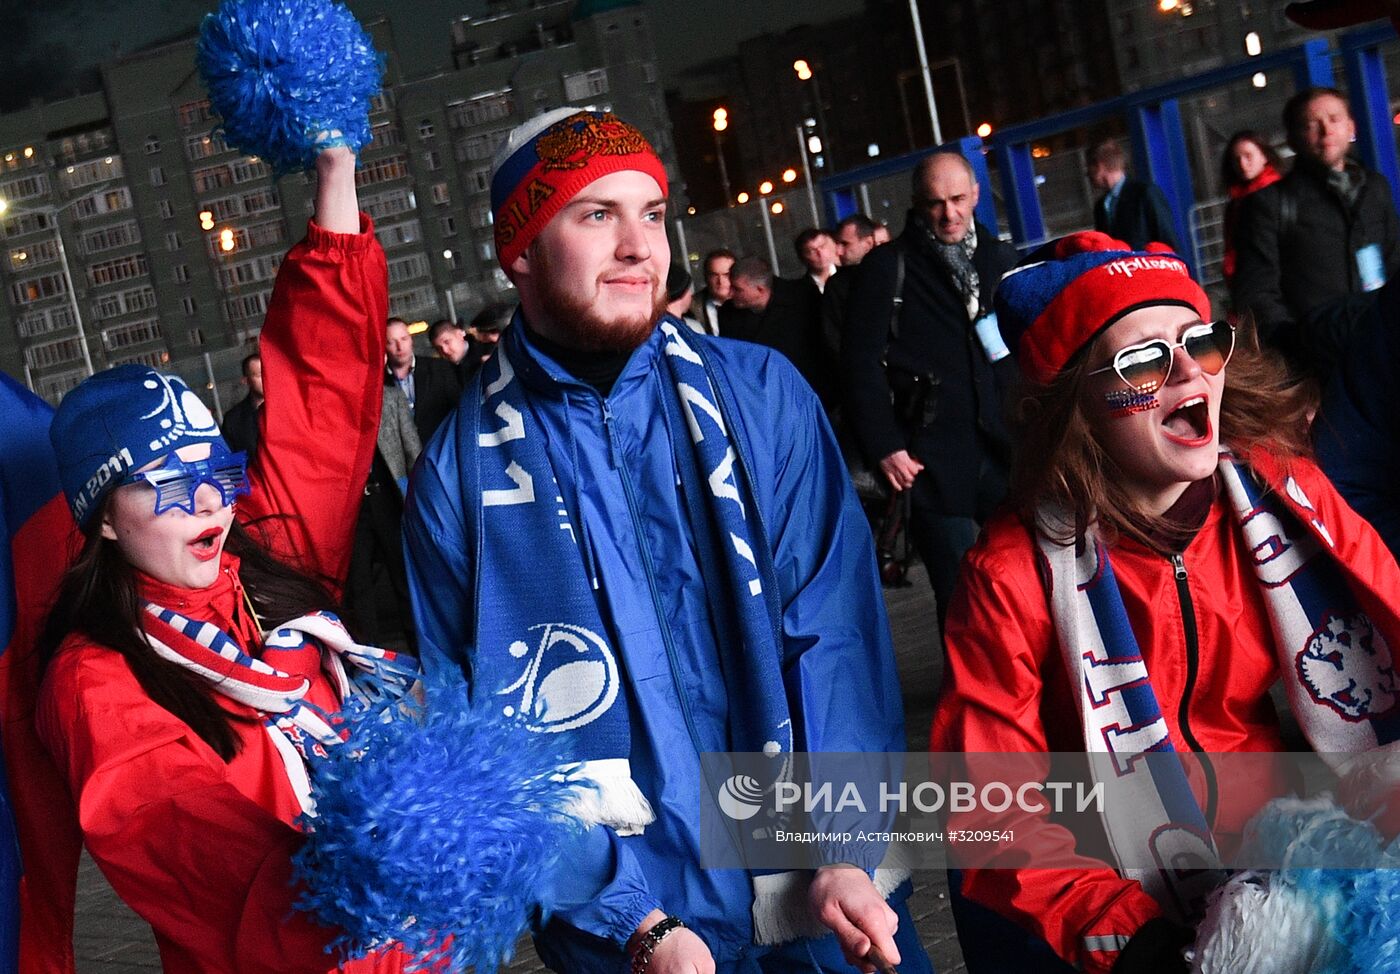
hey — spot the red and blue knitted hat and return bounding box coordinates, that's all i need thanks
[489,108,668,271]
[994,231,1211,385]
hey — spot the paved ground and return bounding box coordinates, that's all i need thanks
[74,566,967,972]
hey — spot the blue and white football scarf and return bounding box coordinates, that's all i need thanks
[140,604,420,815]
[1038,455,1400,921]
[463,320,791,837]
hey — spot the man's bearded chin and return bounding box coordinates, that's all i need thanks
[535,265,666,353]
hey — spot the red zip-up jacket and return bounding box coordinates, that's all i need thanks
[931,451,1400,973]
[36,216,396,973]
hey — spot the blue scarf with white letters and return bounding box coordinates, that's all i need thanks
[461,318,790,836]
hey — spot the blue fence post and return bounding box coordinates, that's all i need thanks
[956,136,1000,233]
[1129,98,1198,274]
[824,186,859,226]
[993,141,1046,248]
[1293,36,1336,89]
[1342,29,1400,211]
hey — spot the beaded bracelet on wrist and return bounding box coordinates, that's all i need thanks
[630,915,686,974]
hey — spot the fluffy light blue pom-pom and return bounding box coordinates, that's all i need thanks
[292,671,585,972]
[1197,795,1400,974]
[196,0,382,174]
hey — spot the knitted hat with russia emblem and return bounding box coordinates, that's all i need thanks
[993,231,1212,385]
[488,108,669,270]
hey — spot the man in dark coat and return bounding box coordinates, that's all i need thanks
[1233,86,1400,380]
[843,151,1019,624]
[1087,139,1179,253]
[720,256,837,406]
[386,316,462,446]
[220,352,263,464]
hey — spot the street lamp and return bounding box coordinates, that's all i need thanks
[758,179,774,195]
[794,124,821,225]
[793,58,835,171]
[0,189,106,378]
[711,106,734,208]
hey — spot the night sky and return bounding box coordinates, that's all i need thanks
[0,0,866,111]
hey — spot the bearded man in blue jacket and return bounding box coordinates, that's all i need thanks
[404,108,931,974]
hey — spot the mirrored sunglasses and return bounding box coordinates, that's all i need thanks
[116,447,250,516]
[1088,320,1235,395]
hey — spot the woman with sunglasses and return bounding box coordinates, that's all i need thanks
[930,232,1400,974]
[33,147,410,972]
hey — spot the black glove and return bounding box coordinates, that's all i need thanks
[1110,917,1193,974]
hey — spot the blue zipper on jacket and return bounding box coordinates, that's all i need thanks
[600,396,705,757]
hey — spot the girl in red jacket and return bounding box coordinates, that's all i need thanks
[931,231,1400,974]
[34,147,407,973]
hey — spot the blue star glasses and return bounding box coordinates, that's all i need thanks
[116,445,250,516]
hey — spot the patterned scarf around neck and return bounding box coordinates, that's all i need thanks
[920,215,980,319]
[462,320,791,837]
[140,605,419,816]
[1037,455,1400,920]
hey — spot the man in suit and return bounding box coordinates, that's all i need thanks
[721,256,837,406]
[843,151,1020,624]
[386,316,462,446]
[825,213,880,348]
[690,248,733,336]
[220,352,263,464]
[794,227,839,294]
[346,383,421,649]
[1087,138,1179,252]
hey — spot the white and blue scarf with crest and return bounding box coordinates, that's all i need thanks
[461,320,791,836]
[1038,455,1400,923]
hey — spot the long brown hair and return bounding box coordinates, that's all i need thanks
[1007,318,1317,547]
[38,515,340,762]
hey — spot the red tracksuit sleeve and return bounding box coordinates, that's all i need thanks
[35,648,400,974]
[930,519,1163,974]
[239,216,388,590]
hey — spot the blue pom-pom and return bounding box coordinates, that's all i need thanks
[293,670,588,971]
[196,0,383,174]
[1201,795,1400,974]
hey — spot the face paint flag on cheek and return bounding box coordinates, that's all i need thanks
[1105,389,1160,418]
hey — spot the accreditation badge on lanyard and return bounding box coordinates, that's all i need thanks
[1356,243,1387,292]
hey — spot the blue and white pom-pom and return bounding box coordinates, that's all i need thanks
[1192,795,1400,974]
[196,0,382,174]
[293,671,589,972]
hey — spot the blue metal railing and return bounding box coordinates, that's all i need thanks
[820,25,1400,276]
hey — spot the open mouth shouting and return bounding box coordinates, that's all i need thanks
[189,526,224,562]
[1161,394,1213,447]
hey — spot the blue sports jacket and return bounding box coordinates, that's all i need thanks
[404,318,907,969]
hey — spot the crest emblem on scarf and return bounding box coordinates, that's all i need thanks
[1297,613,1397,720]
[498,623,620,733]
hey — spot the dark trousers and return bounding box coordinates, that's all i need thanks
[345,479,415,652]
[949,870,1074,974]
[906,458,1007,628]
